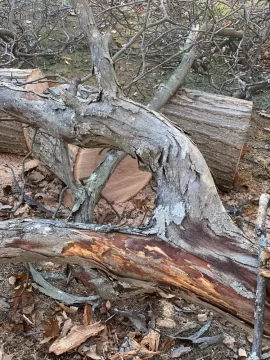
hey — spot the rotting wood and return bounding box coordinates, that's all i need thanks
[162,88,252,191]
[0,218,267,335]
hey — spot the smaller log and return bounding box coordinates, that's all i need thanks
[0,69,33,155]
[162,88,253,191]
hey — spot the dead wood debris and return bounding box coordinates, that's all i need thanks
[29,264,100,305]
[49,322,105,355]
[248,194,270,360]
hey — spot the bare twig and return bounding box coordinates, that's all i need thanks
[29,263,100,305]
[12,128,37,214]
[248,194,270,360]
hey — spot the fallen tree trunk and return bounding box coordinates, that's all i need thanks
[0,68,251,192]
[0,82,266,333]
[0,0,266,337]
[0,218,267,334]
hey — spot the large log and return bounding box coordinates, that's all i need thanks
[0,81,266,335]
[0,70,251,192]
[0,218,267,336]
[162,88,252,191]
[0,68,151,203]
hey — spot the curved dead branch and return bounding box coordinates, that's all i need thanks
[0,28,17,56]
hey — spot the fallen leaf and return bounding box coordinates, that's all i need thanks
[114,309,148,333]
[223,334,236,351]
[0,347,13,360]
[44,318,60,339]
[60,318,73,337]
[24,159,41,172]
[22,304,35,315]
[49,322,105,355]
[8,276,16,286]
[171,345,192,358]
[238,348,247,358]
[57,302,78,314]
[105,300,111,311]
[83,304,91,326]
[85,344,102,359]
[260,111,270,118]
[197,313,208,322]
[141,330,160,352]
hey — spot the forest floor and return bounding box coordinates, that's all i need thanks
[0,63,270,360]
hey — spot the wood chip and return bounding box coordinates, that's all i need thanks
[49,322,105,355]
[141,330,160,352]
[197,313,208,322]
[171,345,192,358]
[238,348,247,358]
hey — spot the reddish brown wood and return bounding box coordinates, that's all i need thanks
[0,219,266,335]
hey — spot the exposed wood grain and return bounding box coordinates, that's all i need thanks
[0,218,267,335]
[162,88,252,190]
[0,69,33,155]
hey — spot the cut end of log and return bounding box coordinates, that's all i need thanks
[70,147,152,204]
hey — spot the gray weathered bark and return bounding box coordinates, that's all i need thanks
[0,0,266,336]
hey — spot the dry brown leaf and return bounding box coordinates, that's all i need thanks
[14,203,30,217]
[44,318,60,339]
[27,171,45,183]
[156,300,176,329]
[40,336,53,344]
[197,313,207,322]
[34,193,57,207]
[49,322,105,355]
[22,304,34,315]
[247,334,253,343]
[60,318,73,338]
[223,334,237,352]
[141,330,160,352]
[105,300,111,311]
[159,337,175,351]
[83,303,91,326]
[57,302,78,314]
[85,344,102,359]
[238,348,247,358]
[24,159,41,172]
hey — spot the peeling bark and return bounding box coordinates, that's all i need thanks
[0,0,266,336]
[0,218,266,334]
[0,82,264,333]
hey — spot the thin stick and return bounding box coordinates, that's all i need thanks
[12,128,37,214]
[248,194,270,360]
